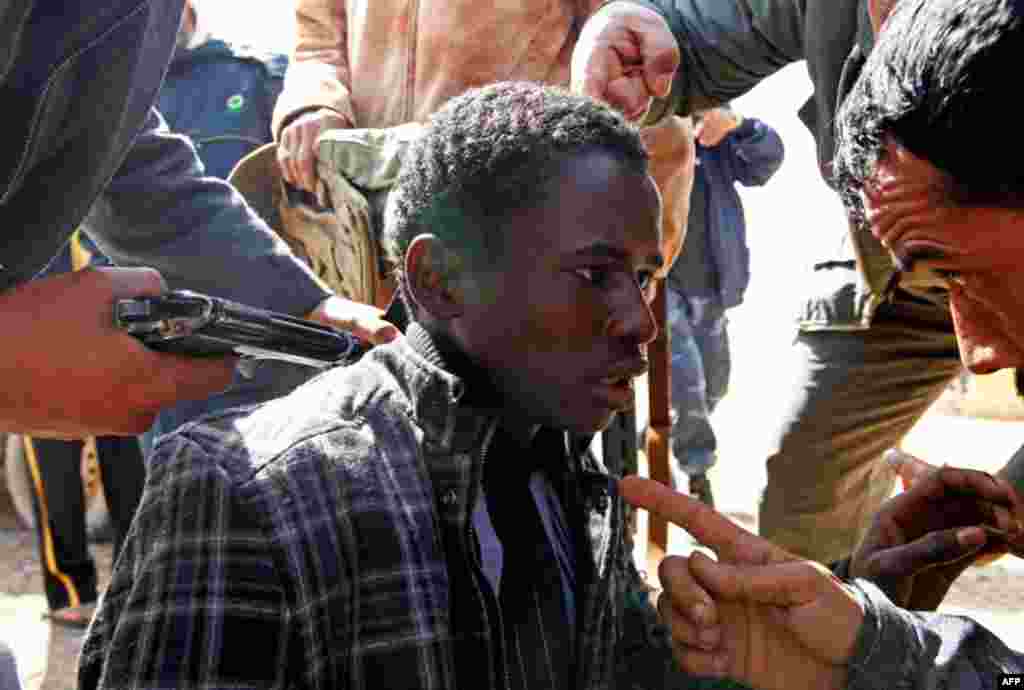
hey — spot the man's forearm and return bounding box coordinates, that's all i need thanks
[613,0,806,123]
[84,109,330,316]
[846,579,1024,690]
[271,0,355,137]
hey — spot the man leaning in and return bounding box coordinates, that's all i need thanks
[624,0,1024,687]
[569,0,1022,563]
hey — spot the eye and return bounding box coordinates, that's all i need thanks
[574,267,611,287]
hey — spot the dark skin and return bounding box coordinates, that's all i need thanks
[850,464,1024,610]
[404,150,663,436]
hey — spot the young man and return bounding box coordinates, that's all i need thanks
[79,82,715,690]
[624,0,1024,687]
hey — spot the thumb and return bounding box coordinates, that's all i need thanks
[689,551,826,609]
[93,266,167,298]
[869,526,993,600]
[690,554,865,667]
[884,448,937,489]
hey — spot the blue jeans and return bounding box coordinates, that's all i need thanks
[0,641,20,690]
[666,287,730,481]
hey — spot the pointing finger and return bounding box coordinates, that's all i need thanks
[620,476,789,564]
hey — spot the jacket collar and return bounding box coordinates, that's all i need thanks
[376,322,493,456]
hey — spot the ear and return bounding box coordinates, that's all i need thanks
[404,234,466,321]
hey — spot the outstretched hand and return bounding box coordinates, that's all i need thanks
[571,2,679,121]
[851,462,1024,610]
[621,477,860,690]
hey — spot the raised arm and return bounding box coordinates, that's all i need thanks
[572,0,815,120]
[85,108,330,315]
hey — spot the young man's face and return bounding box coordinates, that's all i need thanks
[864,139,1024,374]
[453,150,663,433]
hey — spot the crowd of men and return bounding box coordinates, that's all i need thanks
[2,0,1024,688]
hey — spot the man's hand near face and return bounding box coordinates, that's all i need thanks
[1,267,237,437]
[571,2,679,121]
[850,462,1024,609]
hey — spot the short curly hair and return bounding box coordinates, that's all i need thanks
[834,0,1024,224]
[383,81,649,279]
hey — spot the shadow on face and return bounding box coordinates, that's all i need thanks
[445,150,664,433]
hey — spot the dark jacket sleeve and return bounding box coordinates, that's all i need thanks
[620,0,866,177]
[621,0,810,120]
[82,108,330,315]
[845,579,1024,690]
[718,118,784,188]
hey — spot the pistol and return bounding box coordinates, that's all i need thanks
[115,290,364,369]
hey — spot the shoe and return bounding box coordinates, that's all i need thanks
[689,473,715,508]
[42,602,97,630]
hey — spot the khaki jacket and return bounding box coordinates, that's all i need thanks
[272,0,695,274]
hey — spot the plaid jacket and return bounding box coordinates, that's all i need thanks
[79,325,695,690]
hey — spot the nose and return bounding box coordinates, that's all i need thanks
[606,284,659,345]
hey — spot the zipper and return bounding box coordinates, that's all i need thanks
[576,471,617,690]
[463,421,514,690]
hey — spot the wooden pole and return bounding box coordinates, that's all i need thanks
[645,281,672,578]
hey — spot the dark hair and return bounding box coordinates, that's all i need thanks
[383,81,648,280]
[834,0,1024,222]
